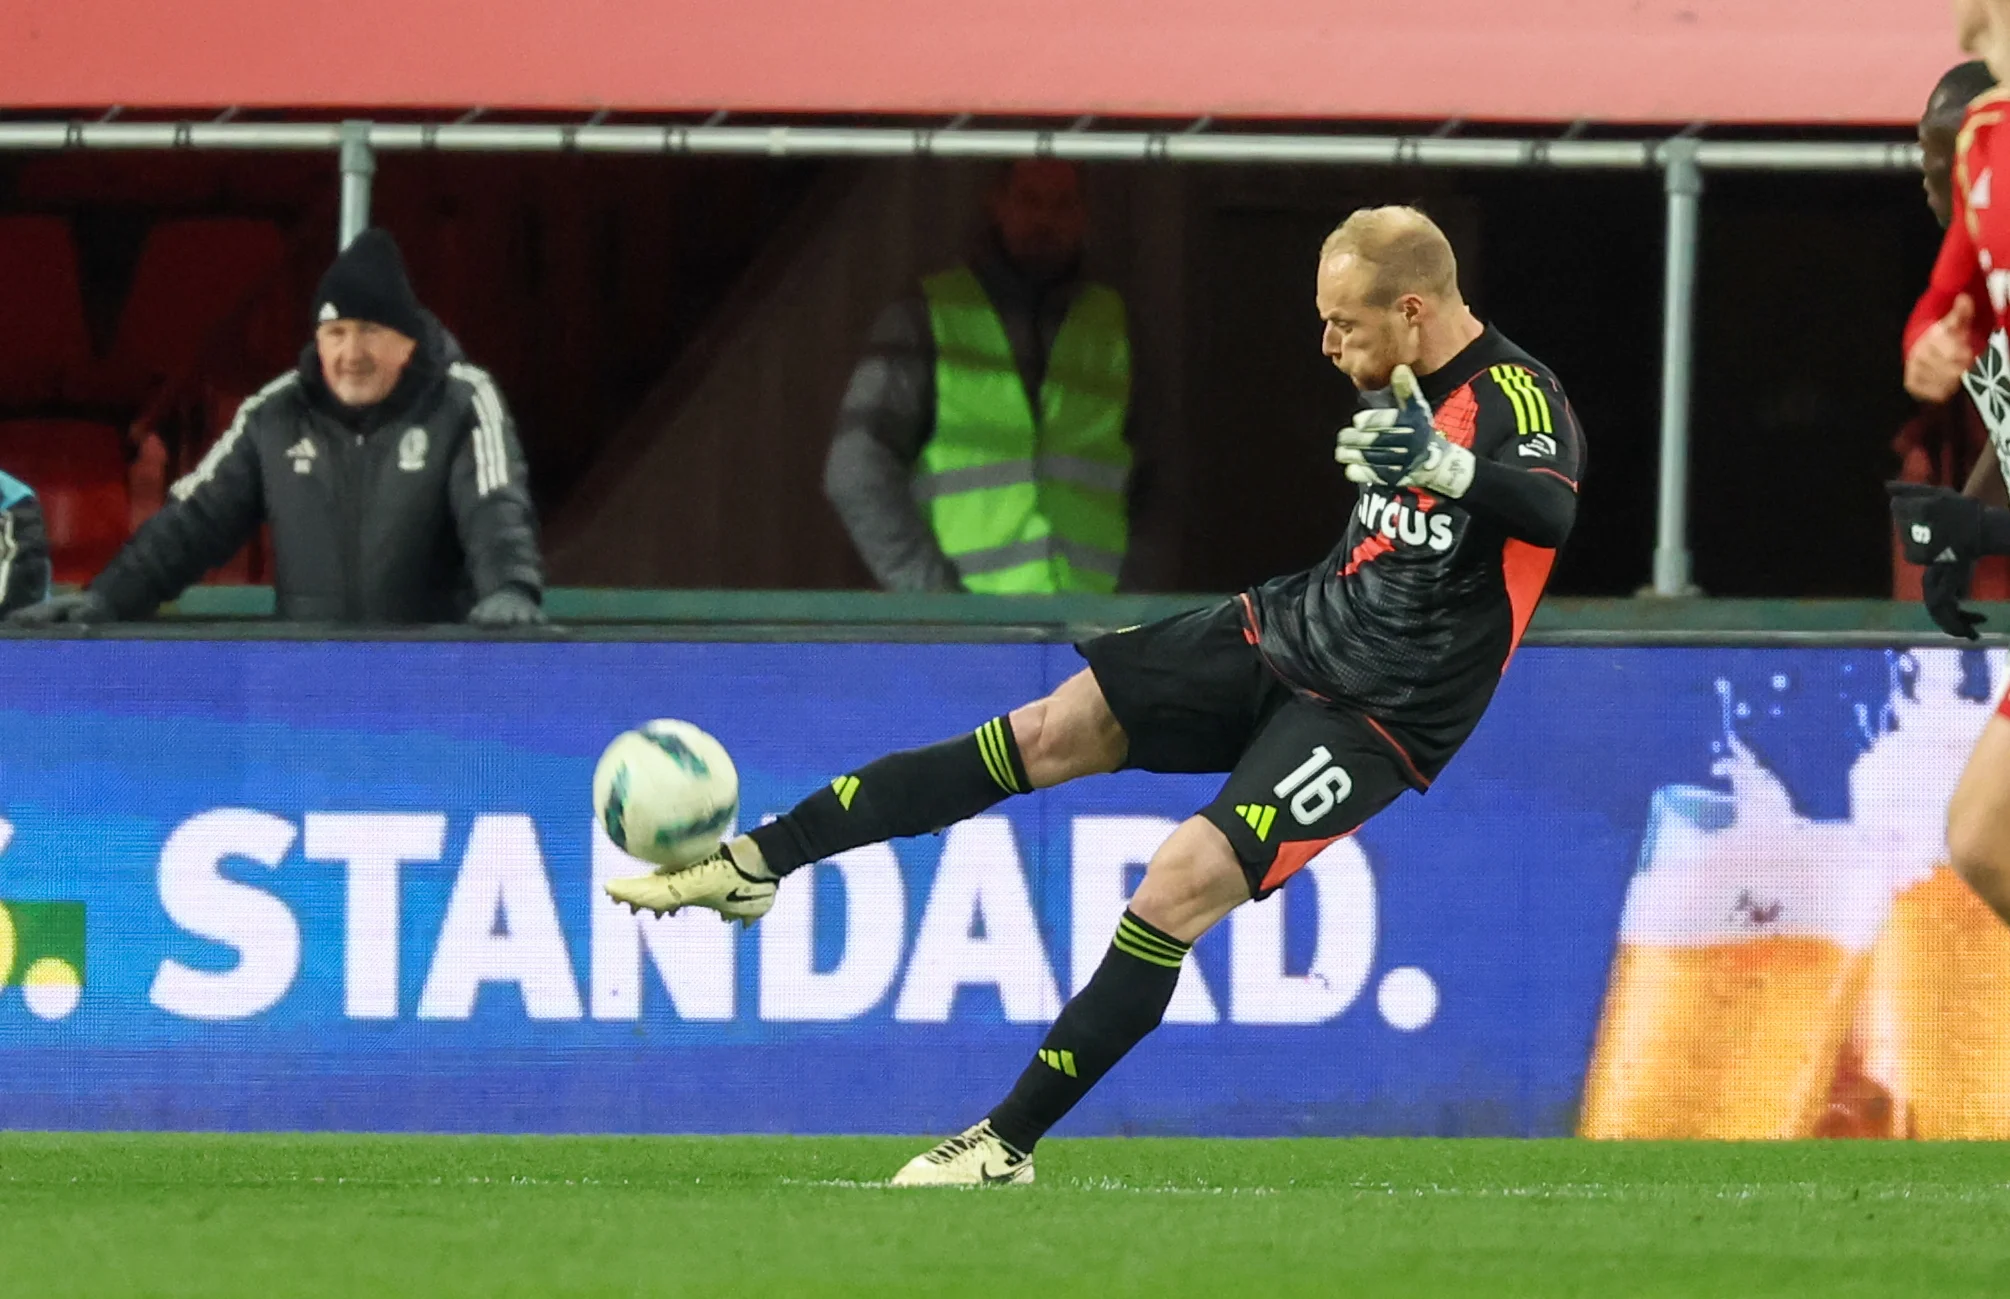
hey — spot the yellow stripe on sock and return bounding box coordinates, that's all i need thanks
[996,720,1022,793]
[992,723,1021,792]
[974,721,1010,793]
[998,720,1023,793]
[1118,916,1188,956]
[1112,929,1183,968]
[1115,918,1189,967]
[979,719,1021,794]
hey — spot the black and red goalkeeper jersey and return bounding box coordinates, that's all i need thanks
[1241,326,1584,782]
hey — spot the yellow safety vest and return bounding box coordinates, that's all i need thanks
[919,266,1131,594]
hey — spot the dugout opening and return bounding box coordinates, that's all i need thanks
[0,148,1932,598]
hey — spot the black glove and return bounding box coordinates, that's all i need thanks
[6,591,115,627]
[467,585,547,628]
[1889,482,1984,566]
[1921,559,1986,641]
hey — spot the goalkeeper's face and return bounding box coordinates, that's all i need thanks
[1317,254,1419,391]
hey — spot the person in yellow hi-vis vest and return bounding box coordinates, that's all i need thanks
[824,160,1133,593]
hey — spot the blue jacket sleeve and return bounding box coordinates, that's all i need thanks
[0,481,53,617]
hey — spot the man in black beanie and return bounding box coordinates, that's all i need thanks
[11,228,545,627]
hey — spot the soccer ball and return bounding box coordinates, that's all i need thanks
[592,719,739,869]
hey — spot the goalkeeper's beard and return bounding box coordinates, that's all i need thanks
[1341,329,1420,393]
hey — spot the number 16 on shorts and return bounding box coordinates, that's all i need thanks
[1276,746,1352,825]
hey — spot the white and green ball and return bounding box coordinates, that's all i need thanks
[592,720,740,869]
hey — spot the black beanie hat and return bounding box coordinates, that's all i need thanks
[314,228,425,340]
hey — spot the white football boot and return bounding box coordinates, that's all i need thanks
[889,1121,1034,1187]
[603,834,776,926]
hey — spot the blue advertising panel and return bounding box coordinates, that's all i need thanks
[0,637,1999,1136]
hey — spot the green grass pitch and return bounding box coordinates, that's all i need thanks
[2,1134,2007,1297]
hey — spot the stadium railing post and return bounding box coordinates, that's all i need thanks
[1650,136,1703,598]
[338,120,376,251]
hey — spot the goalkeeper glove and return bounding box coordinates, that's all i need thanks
[7,591,115,627]
[1888,484,2001,639]
[1888,482,1983,566]
[1335,363,1475,497]
[1921,559,1986,641]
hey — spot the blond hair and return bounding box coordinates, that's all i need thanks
[1319,206,1460,306]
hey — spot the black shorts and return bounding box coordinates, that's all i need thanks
[1075,600,1414,898]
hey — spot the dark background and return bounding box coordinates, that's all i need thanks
[0,148,1941,596]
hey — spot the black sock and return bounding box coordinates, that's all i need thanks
[746,717,1030,877]
[985,910,1190,1153]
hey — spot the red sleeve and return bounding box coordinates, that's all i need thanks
[1905,149,1991,359]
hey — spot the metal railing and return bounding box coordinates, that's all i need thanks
[0,588,1975,648]
[0,116,1926,596]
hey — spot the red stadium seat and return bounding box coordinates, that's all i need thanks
[0,217,94,409]
[104,218,286,394]
[0,420,131,586]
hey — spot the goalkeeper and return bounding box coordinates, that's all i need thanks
[609,206,1585,1184]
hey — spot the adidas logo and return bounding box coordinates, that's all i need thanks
[830,775,861,810]
[1234,803,1277,841]
[286,438,317,475]
[1037,1048,1077,1077]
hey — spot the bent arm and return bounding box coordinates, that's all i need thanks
[1458,458,1577,549]
[1906,184,1992,361]
[824,298,964,592]
[1462,366,1586,550]
[446,365,544,600]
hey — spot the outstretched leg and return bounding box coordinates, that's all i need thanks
[603,669,1127,916]
[748,668,1128,878]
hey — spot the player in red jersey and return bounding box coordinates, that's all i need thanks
[1893,61,2010,607]
[1889,0,2010,931]
[608,206,1582,1183]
